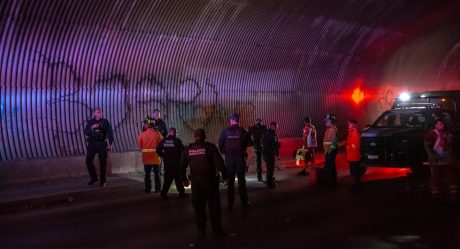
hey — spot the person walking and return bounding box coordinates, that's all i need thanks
[157,127,188,198]
[180,129,226,238]
[84,107,113,187]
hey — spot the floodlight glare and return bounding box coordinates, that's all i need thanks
[399,92,411,102]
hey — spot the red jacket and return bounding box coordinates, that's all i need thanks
[346,127,360,162]
[138,129,163,165]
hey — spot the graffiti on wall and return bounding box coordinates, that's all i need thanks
[0,53,261,161]
[377,89,395,111]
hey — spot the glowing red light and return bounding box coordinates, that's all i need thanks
[351,87,365,104]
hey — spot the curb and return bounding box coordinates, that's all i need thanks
[0,180,143,215]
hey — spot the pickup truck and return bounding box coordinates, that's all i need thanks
[360,90,460,171]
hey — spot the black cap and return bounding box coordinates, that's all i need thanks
[229,113,240,122]
[304,116,311,123]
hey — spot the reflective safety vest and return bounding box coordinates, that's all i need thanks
[323,125,338,153]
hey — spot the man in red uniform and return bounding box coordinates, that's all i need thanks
[346,119,365,189]
[138,116,163,193]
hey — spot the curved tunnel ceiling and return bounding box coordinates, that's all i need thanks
[1,0,459,161]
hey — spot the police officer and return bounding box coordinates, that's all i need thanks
[323,113,339,186]
[180,129,226,238]
[248,118,267,182]
[152,109,168,138]
[157,127,187,198]
[262,122,279,188]
[84,107,113,187]
[218,113,252,208]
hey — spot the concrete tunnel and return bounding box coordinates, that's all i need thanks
[0,0,459,183]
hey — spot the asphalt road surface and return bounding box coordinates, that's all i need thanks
[1,167,459,249]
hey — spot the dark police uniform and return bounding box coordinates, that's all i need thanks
[157,135,186,197]
[262,127,279,188]
[180,139,225,236]
[248,122,267,181]
[153,118,168,138]
[84,118,113,185]
[218,124,252,207]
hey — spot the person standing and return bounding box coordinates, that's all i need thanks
[424,118,458,202]
[157,127,187,198]
[248,118,267,181]
[346,119,365,189]
[180,129,226,238]
[262,122,279,188]
[323,113,338,186]
[218,113,252,208]
[84,107,113,187]
[298,116,318,175]
[138,116,163,193]
[152,109,168,138]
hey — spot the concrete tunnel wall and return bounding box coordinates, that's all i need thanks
[1,0,459,183]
